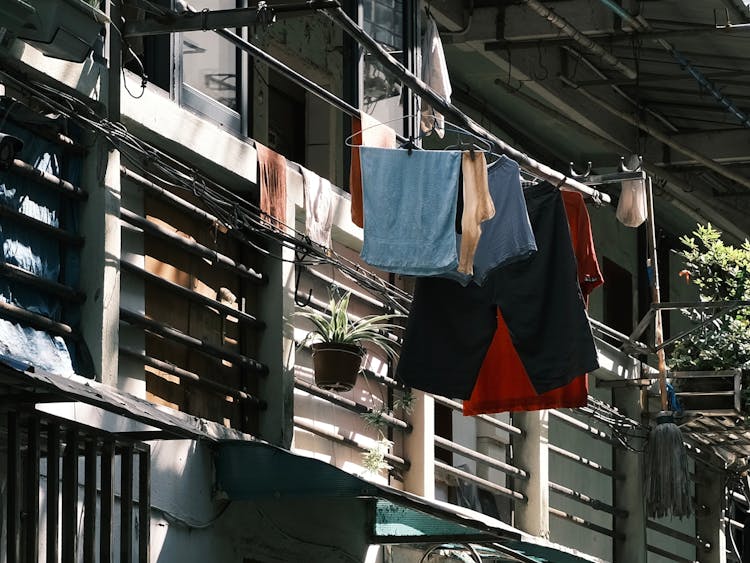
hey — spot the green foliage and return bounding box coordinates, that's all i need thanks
[296,291,404,359]
[669,224,750,371]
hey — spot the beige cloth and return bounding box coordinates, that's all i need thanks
[256,142,287,228]
[349,112,397,228]
[458,151,494,275]
[420,17,452,138]
[301,167,334,249]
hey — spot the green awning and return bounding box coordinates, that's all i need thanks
[217,441,521,545]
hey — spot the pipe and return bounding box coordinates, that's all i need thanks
[560,76,750,192]
[324,7,611,204]
[119,208,265,284]
[596,0,750,128]
[548,443,623,479]
[548,507,621,539]
[432,395,523,436]
[434,460,526,502]
[119,308,268,374]
[10,159,87,200]
[294,377,411,431]
[0,300,76,338]
[120,259,265,329]
[0,262,85,304]
[549,481,628,517]
[294,416,409,469]
[520,0,637,80]
[549,410,613,444]
[119,346,265,406]
[433,435,529,479]
[0,204,85,246]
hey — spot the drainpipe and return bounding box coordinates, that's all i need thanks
[596,0,750,128]
[521,0,637,79]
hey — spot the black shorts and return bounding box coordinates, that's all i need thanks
[396,182,599,398]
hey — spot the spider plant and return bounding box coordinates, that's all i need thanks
[296,291,404,358]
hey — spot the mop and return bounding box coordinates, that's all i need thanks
[642,176,692,519]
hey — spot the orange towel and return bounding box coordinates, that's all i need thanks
[457,151,494,275]
[349,112,396,228]
[256,142,287,228]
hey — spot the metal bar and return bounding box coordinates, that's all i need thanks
[7,412,20,563]
[322,7,610,204]
[560,76,750,191]
[629,308,656,342]
[46,423,60,563]
[432,395,523,436]
[518,0,636,79]
[83,440,97,563]
[121,447,134,563]
[653,300,750,310]
[549,481,627,517]
[548,443,622,479]
[0,300,76,338]
[61,429,78,563]
[485,24,747,50]
[548,507,621,539]
[646,545,696,563]
[0,204,85,246]
[549,411,613,445]
[24,416,41,563]
[434,460,526,502]
[124,1,341,36]
[119,308,268,375]
[294,417,409,469]
[120,208,265,284]
[656,305,741,352]
[0,262,85,303]
[138,447,150,563]
[120,259,264,329]
[100,441,115,563]
[9,159,87,200]
[647,519,703,545]
[119,346,265,406]
[433,435,529,480]
[294,377,410,431]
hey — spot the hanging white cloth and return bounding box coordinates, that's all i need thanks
[420,16,452,138]
[301,167,335,249]
[616,178,648,227]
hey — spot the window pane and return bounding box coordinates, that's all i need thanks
[182,0,237,111]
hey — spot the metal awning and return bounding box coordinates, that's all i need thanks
[0,356,252,441]
[217,440,520,545]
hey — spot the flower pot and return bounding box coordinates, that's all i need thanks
[311,342,364,392]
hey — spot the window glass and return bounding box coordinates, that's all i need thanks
[182,0,238,111]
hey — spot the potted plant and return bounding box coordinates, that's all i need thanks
[296,292,404,392]
[668,224,750,413]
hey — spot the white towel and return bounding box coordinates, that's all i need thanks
[420,17,452,138]
[301,167,334,249]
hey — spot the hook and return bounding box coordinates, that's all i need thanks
[294,249,313,307]
[618,154,643,173]
[569,161,592,180]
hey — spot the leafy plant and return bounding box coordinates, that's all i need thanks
[360,389,416,474]
[296,291,404,358]
[669,224,750,372]
[362,437,393,473]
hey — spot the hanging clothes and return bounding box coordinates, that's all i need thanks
[256,142,287,228]
[397,182,598,399]
[359,146,462,275]
[457,151,495,275]
[349,112,397,228]
[301,167,334,249]
[420,16,452,138]
[396,275,498,400]
[443,155,537,286]
[616,177,648,228]
[463,188,603,415]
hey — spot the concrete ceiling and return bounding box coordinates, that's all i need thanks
[430,0,750,242]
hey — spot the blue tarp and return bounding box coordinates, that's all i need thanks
[0,117,82,376]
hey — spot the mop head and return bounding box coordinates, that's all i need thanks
[644,412,692,519]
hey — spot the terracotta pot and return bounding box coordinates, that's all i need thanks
[311,342,364,392]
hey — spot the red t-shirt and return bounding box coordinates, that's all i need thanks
[463,190,603,414]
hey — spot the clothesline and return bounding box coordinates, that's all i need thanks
[322,6,611,206]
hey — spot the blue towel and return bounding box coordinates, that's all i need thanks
[442,155,537,286]
[359,146,462,275]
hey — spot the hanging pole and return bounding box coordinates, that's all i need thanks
[323,6,611,204]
